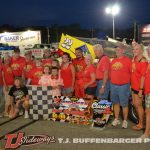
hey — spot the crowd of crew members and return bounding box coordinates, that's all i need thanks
[0,42,150,140]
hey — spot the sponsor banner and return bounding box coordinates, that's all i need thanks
[0,31,41,50]
[51,97,92,125]
[140,24,150,46]
[26,49,44,58]
[59,33,95,59]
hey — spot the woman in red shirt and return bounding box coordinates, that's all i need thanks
[2,55,14,117]
[60,52,75,97]
[83,54,96,100]
[131,44,148,131]
[141,45,150,139]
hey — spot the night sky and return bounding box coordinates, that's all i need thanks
[1,0,150,29]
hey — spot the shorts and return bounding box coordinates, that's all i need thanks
[85,86,96,96]
[111,83,130,107]
[145,94,150,109]
[3,86,12,105]
[61,87,72,95]
[96,80,110,100]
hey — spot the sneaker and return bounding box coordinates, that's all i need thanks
[122,120,128,129]
[19,110,24,116]
[24,111,29,119]
[139,134,149,143]
[112,118,120,126]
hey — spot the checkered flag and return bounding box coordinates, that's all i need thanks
[27,86,53,120]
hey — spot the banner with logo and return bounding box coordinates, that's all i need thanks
[0,31,41,50]
[59,33,95,59]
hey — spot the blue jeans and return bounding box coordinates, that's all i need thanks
[96,80,110,100]
[110,83,130,107]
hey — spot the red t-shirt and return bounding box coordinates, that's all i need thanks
[96,55,110,79]
[24,60,36,79]
[2,64,14,86]
[72,57,86,79]
[11,56,26,77]
[144,63,150,94]
[83,65,96,87]
[60,63,73,88]
[29,67,43,85]
[110,56,132,85]
[0,61,3,85]
[42,58,52,67]
[131,58,148,91]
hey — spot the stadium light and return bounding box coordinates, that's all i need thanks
[105,4,120,39]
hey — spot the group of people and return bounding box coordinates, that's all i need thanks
[0,42,150,140]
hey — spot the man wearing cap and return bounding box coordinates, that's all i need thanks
[72,48,86,98]
[23,51,35,84]
[94,44,110,100]
[42,49,52,67]
[11,48,26,78]
[110,44,132,128]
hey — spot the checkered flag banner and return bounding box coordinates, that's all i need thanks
[27,86,53,120]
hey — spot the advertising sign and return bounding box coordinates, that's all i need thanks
[0,31,41,50]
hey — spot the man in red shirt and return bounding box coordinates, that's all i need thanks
[42,49,52,67]
[26,59,43,85]
[23,51,35,84]
[72,48,86,98]
[11,48,26,78]
[110,44,132,128]
[94,44,110,100]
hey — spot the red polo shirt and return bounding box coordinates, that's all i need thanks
[110,56,132,85]
[72,57,86,79]
[29,67,43,85]
[24,60,36,79]
[11,56,26,77]
[42,58,52,67]
[96,55,110,80]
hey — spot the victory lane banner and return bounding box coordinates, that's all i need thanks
[59,33,95,59]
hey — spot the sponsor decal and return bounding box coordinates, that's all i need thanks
[5,132,55,149]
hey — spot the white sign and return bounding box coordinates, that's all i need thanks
[0,31,41,50]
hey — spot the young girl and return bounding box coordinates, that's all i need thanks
[49,67,63,97]
[39,66,51,86]
[9,78,29,118]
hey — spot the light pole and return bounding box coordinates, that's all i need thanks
[105,4,120,39]
[47,27,50,44]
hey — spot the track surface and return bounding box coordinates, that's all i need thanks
[0,116,150,150]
